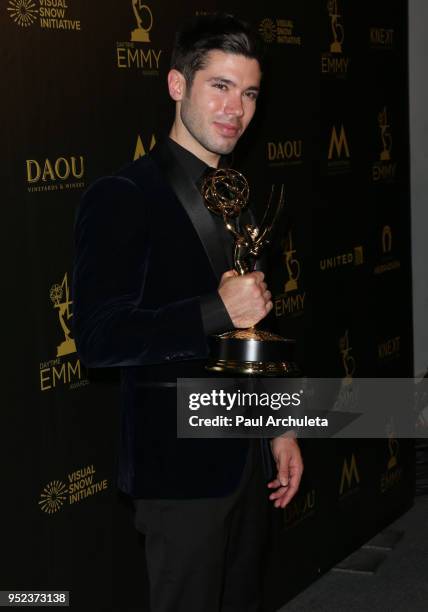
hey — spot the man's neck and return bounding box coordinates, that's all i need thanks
[169,125,220,168]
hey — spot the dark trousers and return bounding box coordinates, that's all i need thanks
[134,441,269,612]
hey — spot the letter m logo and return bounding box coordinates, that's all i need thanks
[134,134,156,160]
[328,124,350,159]
[339,453,360,494]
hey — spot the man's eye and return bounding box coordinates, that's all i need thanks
[213,82,227,90]
[245,91,258,101]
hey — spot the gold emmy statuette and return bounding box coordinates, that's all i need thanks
[387,434,399,469]
[339,330,355,382]
[378,107,392,161]
[284,231,300,293]
[328,0,344,53]
[201,169,298,376]
[50,274,76,357]
[131,0,153,43]
[382,225,392,254]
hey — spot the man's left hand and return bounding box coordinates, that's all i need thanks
[267,436,303,508]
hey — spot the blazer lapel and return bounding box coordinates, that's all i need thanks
[151,142,229,282]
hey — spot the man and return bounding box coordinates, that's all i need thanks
[73,13,303,612]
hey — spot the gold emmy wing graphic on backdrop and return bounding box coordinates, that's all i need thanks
[283,231,301,293]
[387,434,399,470]
[382,225,393,253]
[7,0,38,27]
[378,107,392,161]
[131,0,153,43]
[339,329,356,380]
[50,273,76,357]
[201,169,298,375]
[328,0,344,53]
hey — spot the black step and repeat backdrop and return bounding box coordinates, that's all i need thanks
[2,1,414,610]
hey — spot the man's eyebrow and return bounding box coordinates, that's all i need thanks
[208,77,260,92]
[208,77,236,85]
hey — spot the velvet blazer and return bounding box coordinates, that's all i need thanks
[72,141,252,499]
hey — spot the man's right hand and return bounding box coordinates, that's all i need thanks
[218,270,273,328]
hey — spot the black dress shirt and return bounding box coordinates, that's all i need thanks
[166,137,234,335]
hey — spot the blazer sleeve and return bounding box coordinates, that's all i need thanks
[72,176,209,368]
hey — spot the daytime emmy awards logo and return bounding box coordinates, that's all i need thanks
[372,107,397,182]
[50,273,76,357]
[7,0,37,27]
[131,0,152,42]
[274,232,306,319]
[382,225,392,254]
[333,329,359,412]
[321,0,349,76]
[116,1,162,73]
[328,0,344,53]
[39,273,88,392]
[380,432,403,493]
[387,434,399,469]
[340,329,356,380]
[283,232,300,293]
[378,107,392,161]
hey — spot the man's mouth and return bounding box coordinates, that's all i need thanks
[213,122,241,138]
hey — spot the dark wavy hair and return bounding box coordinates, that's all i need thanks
[170,13,264,87]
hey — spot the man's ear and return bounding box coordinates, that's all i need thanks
[167,69,186,101]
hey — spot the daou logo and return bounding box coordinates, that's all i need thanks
[26,156,84,183]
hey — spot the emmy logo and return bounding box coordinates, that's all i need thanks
[378,107,392,161]
[327,0,344,53]
[50,273,76,357]
[387,434,399,470]
[131,0,153,43]
[283,231,301,293]
[339,329,356,380]
[382,225,393,254]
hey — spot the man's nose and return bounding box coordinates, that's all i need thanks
[224,93,244,117]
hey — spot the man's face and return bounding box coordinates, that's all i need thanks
[176,50,261,160]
